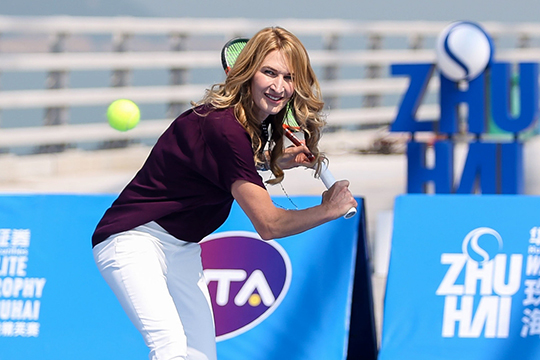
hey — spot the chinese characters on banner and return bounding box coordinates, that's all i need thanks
[522,227,540,338]
[0,228,45,338]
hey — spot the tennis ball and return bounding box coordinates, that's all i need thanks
[107,99,140,131]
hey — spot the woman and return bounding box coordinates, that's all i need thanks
[92,27,357,360]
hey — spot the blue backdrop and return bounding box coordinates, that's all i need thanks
[379,195,540,360]
[0,194,372,360]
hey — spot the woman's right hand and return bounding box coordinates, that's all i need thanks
[232,179,355,240]
[321,180,357,219]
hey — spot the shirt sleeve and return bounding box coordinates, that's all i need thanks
[201,110,265,191]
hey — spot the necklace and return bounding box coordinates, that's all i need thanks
[266,174,299,211]
[277,182,299,210]
[260,119,270,143]
[260,119,298,210]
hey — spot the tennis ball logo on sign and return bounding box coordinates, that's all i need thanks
[435,21,494,82]
[461,227,503,263]
[200,231,292,341]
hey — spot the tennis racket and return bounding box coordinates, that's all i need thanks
[221,37,356,219]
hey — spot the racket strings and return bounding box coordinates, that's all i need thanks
[284,105,300,129]
[223,39,249,71]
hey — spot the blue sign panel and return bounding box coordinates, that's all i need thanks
[209,198,363,360]
[0,194,368,360]
[0,194,147,359]
[379,195,540,360]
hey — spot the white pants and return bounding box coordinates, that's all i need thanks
[93,222,217,360]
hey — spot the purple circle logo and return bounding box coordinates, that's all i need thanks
[200,231,292,341]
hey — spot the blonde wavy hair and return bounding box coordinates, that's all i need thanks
[197,26,326,184]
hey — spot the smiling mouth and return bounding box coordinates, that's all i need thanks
[265,93,283,102]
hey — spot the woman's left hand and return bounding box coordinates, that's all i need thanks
[277,145,315,170]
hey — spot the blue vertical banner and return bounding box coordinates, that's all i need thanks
[379,195,540,360]
[0,194,147,359]
[0,194,374,360]
[204,198,372,360]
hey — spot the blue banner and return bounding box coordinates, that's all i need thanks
[0,194,368,360]
[379,195,540,360]
[208,198,361,360]
[0,194,147,359]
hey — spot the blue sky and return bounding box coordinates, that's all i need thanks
[2,0,538,22]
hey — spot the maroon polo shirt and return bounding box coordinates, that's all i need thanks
[92,106,265,247]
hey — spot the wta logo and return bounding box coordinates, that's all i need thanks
[200,231,292,341]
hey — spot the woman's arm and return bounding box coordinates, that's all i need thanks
[231,179,357,240]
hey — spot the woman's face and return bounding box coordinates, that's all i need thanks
[250,50,295,123]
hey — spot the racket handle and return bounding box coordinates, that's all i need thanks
[319,163,357,219]
[282,127,356,219]
[319,163,336,189]
[283,127,316,162]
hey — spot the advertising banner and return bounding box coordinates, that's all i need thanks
[379,195,540,360]
[0,194,371,360]
[0,194,146,359]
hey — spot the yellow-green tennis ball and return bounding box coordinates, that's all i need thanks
[107,99,140,131]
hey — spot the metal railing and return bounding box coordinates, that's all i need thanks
[1,16,539,154]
